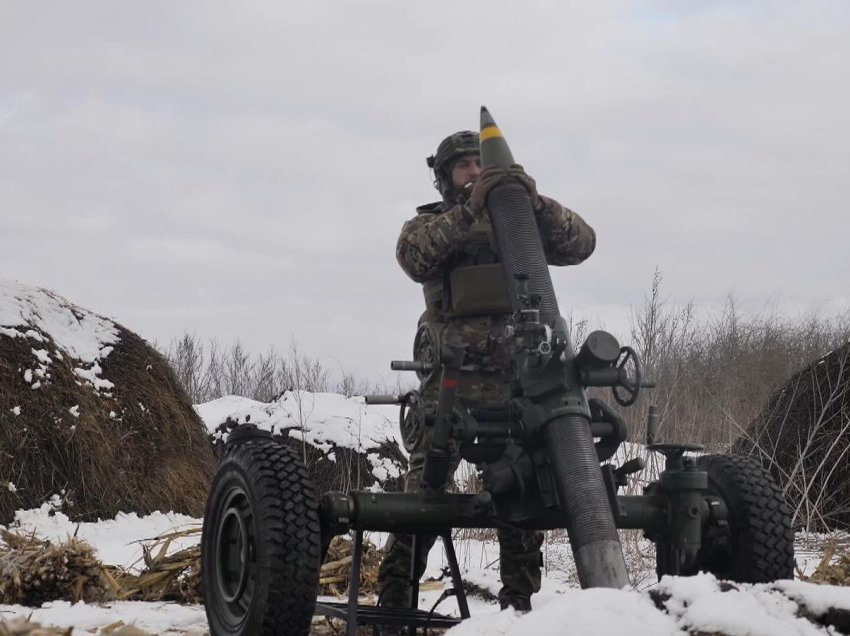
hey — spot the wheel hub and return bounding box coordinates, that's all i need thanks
[215,489,254,619]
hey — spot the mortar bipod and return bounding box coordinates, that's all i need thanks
[313,530,471,635]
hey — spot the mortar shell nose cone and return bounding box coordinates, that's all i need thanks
[480,106,496,128]
[479,106,514,168]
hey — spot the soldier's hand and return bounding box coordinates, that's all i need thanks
[464,166,511,219]
[508,164,545,212]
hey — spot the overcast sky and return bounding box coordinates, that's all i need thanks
[1,1,848,385]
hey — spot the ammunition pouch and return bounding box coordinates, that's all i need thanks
[447,264,512,317]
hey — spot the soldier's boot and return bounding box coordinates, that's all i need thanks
[498,593,533,613]
[497,527,544,613]
[377,537,413,609]
[374,621,404,636]
[375,568,408,636]
[377,531,440,635]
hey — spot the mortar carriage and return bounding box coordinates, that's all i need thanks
[199,108,794,636]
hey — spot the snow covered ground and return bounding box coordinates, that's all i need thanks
[1,387,849,634]
[1,504,849,635]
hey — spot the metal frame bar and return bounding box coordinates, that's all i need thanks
[441,532,470,619]
[346,530,364,635]
[314,530,469,634]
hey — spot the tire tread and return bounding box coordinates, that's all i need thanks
[202,437,321,636]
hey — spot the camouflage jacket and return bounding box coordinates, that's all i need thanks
[396,194,596,385]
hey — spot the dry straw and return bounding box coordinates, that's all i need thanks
[0,617,72,635]
[0,529,113,606]
[0,527,202,606]
[0,322,217,525]
[797,537,850,586]
[319,535,383,597]
[0,527,389,608]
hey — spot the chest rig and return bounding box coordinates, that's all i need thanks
[418,203,513,319]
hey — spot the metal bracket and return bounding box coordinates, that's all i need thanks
[314,530,469,634]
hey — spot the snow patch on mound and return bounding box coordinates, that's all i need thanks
[196,391,405,482]
[0,278,119,391]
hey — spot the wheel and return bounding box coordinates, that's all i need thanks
[612,346,642,407]
[657,454,794,583]
[202,432,321,636]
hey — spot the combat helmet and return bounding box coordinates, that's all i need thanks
[427,130,480,199]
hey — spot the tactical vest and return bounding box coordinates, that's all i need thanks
[417,202,513,319]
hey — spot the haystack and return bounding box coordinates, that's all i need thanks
[0,278,216,524]
[733,342,850,530]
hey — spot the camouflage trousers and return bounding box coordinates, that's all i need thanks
[377,371,544,611]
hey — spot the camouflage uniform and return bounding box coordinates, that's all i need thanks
[378,187,597,612]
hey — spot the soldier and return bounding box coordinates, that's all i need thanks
[377,130,597,615]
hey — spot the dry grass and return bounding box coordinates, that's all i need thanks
[0,527,201,607]
[0,529,114,606]
[0,618,72,636]
[797,536,850,586]
[111,527,203,603]
[0,526,391,609]
[0,323,216,525]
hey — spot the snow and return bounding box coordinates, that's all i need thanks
[1,600,208,635]
[0,277,120,391]
[196,391,405,482]
[74,362,115,391]
[450,588,681,636]
[775,579,850,614]
[9,505,200,570]
[654,575,824,636]
[2,504,849,635]
[0,278,120,362]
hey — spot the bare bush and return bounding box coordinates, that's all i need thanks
[161,334,388,403]
[615,270,850,453]
[733,343,850,530]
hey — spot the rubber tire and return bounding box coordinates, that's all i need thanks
[657,454,795,583]
[202,437,321,636]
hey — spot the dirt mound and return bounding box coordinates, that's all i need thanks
[199,393,408,495]
[733,342,850,530]
[0,279,216,523]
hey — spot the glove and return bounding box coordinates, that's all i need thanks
[464,166,511,220]
[507,164,545,212]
